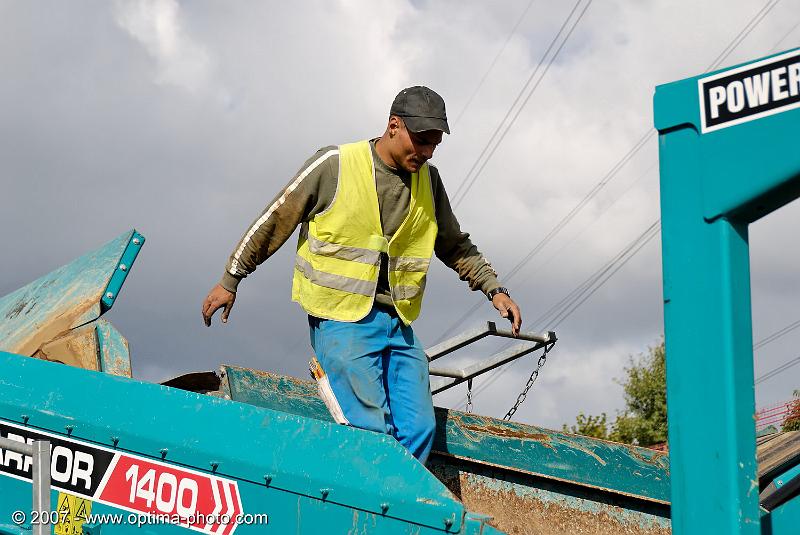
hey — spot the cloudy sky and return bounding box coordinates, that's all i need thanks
[2,0,799,430]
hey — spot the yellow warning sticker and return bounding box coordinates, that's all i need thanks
[54,492,92,535]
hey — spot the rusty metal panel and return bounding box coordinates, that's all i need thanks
[0,230,143,356]
[221,365,333,422]
[220,365,671,504]
[429,458,670,535]
[433,411,670,503]
[95,319,132,377]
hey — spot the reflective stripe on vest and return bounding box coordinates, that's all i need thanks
[291,140,437,324]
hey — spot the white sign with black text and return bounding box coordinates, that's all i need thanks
[699,49,800,133]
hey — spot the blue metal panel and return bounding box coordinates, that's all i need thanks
[0,230,143,356]
[221,365,671,503]
[0,351,468,534]
[655,48,800,534]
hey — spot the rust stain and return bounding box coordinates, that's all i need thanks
[553,435,608,466]
[451,413,557,449]
[624,445,670,474]
[227,366,322,403]
[433,467,670,535]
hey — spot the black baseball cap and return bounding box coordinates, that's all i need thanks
[390,86,450,134]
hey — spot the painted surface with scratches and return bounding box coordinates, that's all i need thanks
[0,229,143,359]
[0,351,496,534]
[219,364,672,534]
[221,365,670,501]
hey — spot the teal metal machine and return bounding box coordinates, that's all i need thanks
[0,230,673,534]
[655,47,800,534]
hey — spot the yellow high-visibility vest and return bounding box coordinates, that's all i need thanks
[292,140,437,324]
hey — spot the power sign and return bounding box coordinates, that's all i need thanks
[0,420,243,535]
[699,48,800,133]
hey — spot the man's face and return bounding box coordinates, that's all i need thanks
[392,117,443,173]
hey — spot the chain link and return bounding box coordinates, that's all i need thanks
[503,342,554,421]
[466,378,474,413]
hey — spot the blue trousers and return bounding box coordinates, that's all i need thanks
[308,307,437,464]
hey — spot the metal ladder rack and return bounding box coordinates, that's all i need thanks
[426,321,556,395]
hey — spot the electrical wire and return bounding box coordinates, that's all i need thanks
[754,318,800,351]
[436,0,786,347]
[434,128,655,345]
[549,223,659,329]
[755,355,800,385]
[451,0,538,127]
[769,20,800,53]
[443,2,789,411]
[706,0,781,72]
[450,0,593,207]
[455,221,660,408]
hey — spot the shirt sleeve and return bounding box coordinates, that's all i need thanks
[429,165,502,297]
[219,147,339,292]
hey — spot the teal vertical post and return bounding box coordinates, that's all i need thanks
[656,47,800,533]
[660,129,758,531]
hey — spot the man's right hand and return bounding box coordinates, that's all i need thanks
[202,284,236,326]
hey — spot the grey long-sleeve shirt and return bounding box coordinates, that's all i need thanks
[221,139,501,309]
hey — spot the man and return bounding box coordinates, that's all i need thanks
[202,86,522,464]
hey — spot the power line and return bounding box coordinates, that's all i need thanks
[550,222,660,329]
[437,0,785,347]
[443,2,789,412]
[450,0,592,207]
[528,222,659,330]
[449,0,583,202]
[769,20,800,53]
[756,355,800,385]
[706,0,781,72]
[434,128,654,345]
[455,221,660,409]
[754,318,800,351]
[451,0,537,127]
[453,0,779,209]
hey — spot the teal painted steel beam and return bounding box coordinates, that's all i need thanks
[655,47,800,534]
[761,495,800,534]
[100,231,144,312]
[0,352,470,534]
[220,365,671,503]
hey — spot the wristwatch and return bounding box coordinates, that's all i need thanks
[487,287,510,301]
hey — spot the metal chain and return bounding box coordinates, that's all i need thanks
[503,342,554,421]
[466,378,474,413]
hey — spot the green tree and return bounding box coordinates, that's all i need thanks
[562,412,609,440]
[564,341,668,447]
[783,390,800,431]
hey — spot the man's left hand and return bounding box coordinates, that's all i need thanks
[492,294,522,336]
